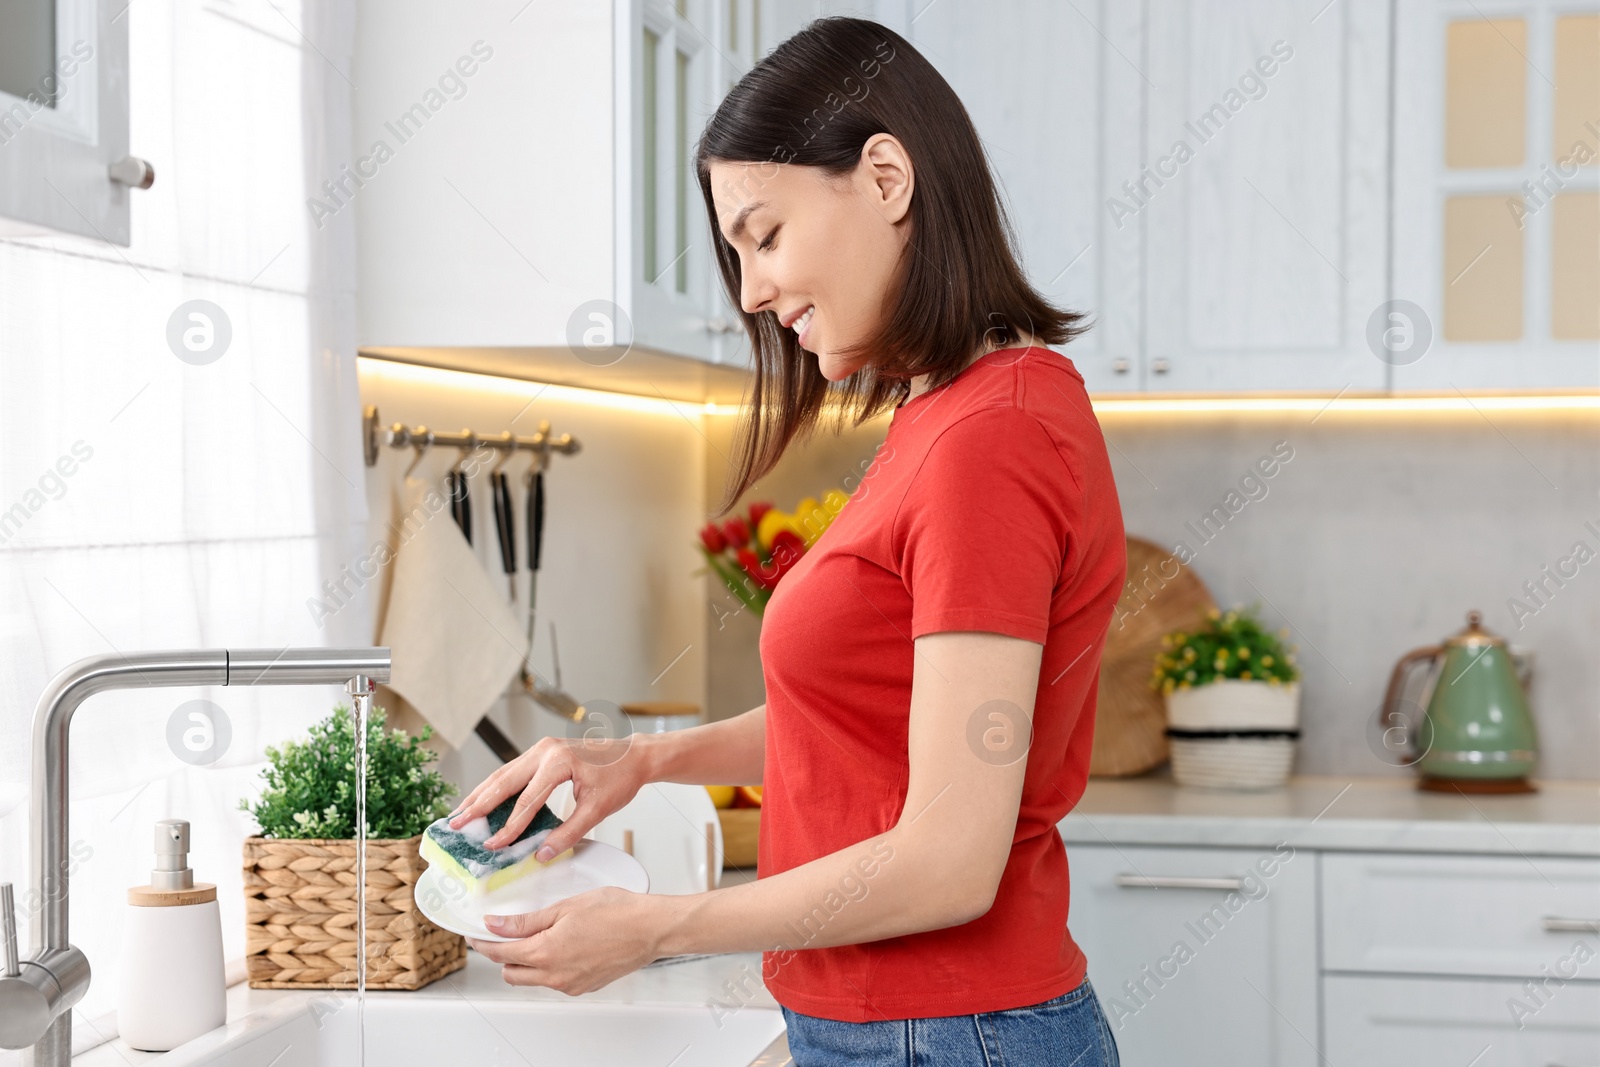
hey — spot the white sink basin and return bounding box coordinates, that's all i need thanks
[153,998,787,1066]
[55,953,789,1067]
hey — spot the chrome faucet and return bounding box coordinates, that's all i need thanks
[0,647,391,1065]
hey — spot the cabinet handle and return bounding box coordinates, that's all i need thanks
[1115,874,1245,891]
[1542,916,1600,933]
[108,156,156,189]
[1150,358,1171,375]
[1112,357,1130,375]
[705,316,740,335]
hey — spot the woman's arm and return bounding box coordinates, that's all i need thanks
[474,631,1041,984]
[655,632,1037,949]
[636,703,766,787]
[447,704,765,853]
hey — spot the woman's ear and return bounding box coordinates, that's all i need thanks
[857,132,914,226]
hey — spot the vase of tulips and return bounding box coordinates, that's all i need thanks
[697,490,849,615]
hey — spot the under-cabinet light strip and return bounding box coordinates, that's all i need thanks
[361,357,1599,416]
[1088,394,1600,414]
[358,356,701,417]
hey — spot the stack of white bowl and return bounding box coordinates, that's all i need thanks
[1164,679,1301,790]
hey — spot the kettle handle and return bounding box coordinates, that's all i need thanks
[1379,644,1444,748]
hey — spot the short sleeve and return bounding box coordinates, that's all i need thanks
[895,406,1076,643]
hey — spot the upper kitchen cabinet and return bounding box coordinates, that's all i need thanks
[0,0,151,245]
[903,0,1142,394]
[1392,0,1600,391]
[354,0,756,365]
[1142,0,1392,393]
[905,0,1391,395]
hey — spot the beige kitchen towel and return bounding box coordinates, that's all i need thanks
[376,475,526,750]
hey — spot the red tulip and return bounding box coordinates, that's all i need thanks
[770,530,805,577]
[722,517,750,548]
[748,501,773,529]
[735,547,780,591]
[699,523,727,554]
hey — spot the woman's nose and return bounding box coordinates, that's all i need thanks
[740,266,776,317]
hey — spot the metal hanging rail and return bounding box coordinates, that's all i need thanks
[362,404,582,468]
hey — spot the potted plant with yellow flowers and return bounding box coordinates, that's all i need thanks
[1150,604,1301,790]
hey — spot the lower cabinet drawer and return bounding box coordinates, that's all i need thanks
[1322,852,1600,979]
[1326,974,1600,1065]
[1067,843,1319,1067]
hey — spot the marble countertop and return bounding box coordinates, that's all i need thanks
[1058,769,1600,856]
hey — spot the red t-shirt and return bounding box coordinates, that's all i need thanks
[755,345,1128,1022]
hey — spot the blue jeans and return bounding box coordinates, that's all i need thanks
[779,974,1121,1066]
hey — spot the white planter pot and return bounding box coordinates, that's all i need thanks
[1165,678,1300,730]
[1164,680,1301,791]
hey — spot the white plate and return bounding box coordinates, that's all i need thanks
[582,781,725,895]
[415,839,649,942]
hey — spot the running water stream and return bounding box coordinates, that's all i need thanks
[352,680,371,1064]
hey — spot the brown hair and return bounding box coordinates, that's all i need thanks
[694,16,1089,515]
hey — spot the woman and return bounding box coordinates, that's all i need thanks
[455,16,1127,1065]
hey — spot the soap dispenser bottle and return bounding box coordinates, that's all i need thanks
[117,819,227,1051]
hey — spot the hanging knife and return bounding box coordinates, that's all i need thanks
[491,467,517,602]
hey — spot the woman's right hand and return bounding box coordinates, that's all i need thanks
[447,734,652,858]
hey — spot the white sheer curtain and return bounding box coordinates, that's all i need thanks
[0,0,367,1028]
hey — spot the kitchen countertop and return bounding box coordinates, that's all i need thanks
[32,774,1598,1064]
[1059,769,1600,857]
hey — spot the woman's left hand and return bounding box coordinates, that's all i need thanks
[467,887,670,995]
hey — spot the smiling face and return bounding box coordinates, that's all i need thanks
[707,134,915,381]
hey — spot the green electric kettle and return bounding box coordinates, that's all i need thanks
[1379,610,1539,793]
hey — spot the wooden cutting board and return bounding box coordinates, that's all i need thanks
[1089,536,1217,777]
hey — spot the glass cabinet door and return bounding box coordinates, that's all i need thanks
[1393,1,1600,391]
[0,0,136,246]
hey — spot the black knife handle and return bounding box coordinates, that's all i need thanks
[474,718,521,763]
[492,471,516,575]
[449,469,472,547]
[528,470,545,572]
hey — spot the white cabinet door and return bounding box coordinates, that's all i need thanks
[619,0,726,363]
[1142,0,1391,393]
[1326,974,1600,1065]
[355,0,733,363]
[906,0,1143,394]
[1323,851,1600,979]
[1066,843,1320,1067]
[1392,0,1600,391]
[354,0,615,349]
[0,0,136,245]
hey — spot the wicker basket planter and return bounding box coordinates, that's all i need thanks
[242,834,465,990]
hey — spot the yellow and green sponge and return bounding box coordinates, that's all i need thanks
[421,795,574,895]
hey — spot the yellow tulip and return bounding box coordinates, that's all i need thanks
[756,508,802,550]
[791,497,830,546]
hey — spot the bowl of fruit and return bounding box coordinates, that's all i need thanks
[706,784,763,868]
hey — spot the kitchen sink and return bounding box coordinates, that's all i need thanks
[147,995,787,1066]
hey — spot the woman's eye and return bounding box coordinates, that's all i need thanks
[757,229,777,252]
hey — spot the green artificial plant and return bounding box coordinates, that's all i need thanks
[239,703,455,840]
